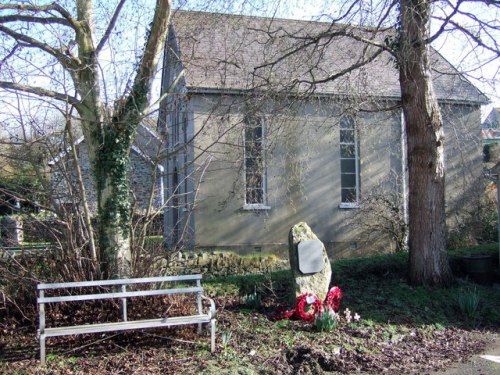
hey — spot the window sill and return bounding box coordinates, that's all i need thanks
[242,204,271,211]
[339,202,360,209]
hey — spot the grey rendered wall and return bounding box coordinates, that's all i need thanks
[188,94,404,258]
[441,103,483,226]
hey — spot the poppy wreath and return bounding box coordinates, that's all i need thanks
[272,286,343,321]
[324,286,343,312]
[295,293,323,321]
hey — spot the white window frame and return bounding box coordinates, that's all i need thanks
[171,100,180,148]
[243,116,270,210]
[339,114,360,209]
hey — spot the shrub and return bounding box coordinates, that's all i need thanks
[447,182,498,249]
[457,287,481,318]
[245,292,262,310]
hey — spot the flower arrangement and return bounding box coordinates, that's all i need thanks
[272,286,359,323]
[295,293,323,321]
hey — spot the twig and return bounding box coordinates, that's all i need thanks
[62,333,120,354]
[142,332,202,347]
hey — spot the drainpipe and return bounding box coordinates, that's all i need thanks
[158,165,165,207]
[495,163,500,270]
[491,161,500,271]
[401,110,409,251]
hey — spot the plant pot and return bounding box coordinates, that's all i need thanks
[461,255,494,284]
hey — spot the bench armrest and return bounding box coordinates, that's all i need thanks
[200,294,217,319]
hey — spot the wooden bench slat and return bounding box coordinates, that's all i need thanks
[38,286,203,304]
[40,315,212,337]
[38,274,203,290]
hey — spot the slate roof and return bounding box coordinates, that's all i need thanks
[483,108,500,129]
[482,108,500,142]
[48,121,164,168]
[169,10,488,104]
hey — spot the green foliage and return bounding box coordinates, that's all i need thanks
[456,287,481,318]
[332,252,408,281]
[221,330,233,350]
[245,292,262,310]
[273,319,290,329]
[331,245,499,328]
[314,309,338,332]
[448,243,497,257]
[447,192,498,249]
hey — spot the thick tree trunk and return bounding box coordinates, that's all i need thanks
[399,0,453,286]
[72,0,171,278]
[94,123,133,278]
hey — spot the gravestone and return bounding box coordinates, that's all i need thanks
[0,216,23,246]
[288,222,332,301]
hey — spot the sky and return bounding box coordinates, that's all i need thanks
[1,0,498,140]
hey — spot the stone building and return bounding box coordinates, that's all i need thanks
[49,122,165,214]
[159,11,487,257]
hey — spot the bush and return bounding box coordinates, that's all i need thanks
[245,292,262,310]
[447,183,498,249]
[456,287,481,318]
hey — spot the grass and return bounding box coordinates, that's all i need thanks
[2,244,499,374]
[204,244,500,328]
[457,287,481,318]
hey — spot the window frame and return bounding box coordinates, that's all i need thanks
[243,115,270,210]
[339,114,360,209]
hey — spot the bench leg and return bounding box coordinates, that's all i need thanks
[210,319,216,353]
[197,322,202,334]
[40,333,46,366]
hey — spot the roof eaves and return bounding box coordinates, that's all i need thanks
[186,86,487,105]
[131,144,164,172]
[47,136,85,166]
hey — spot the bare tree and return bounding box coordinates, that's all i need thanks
[0,0,172,277]
[244,0,497,286]
[166,0,497,286]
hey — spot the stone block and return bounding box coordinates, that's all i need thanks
[288,222,332,301]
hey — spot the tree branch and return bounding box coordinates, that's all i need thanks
[96,0,127,55]
[444,19,500,57]
[117,0,172,118]
[0,44,21,70]
[293,47,385,86]
[0,3,79,29]
[0,24,79,67]
[0,81,79,106]
[0,14,72,27]
[427,0,468,44]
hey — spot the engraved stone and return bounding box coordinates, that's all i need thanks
[288,222,332,301]
[298,240,324,274]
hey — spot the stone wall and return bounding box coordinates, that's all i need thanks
[50,141,163,213]
[0,216,23,246]
[164,251,289,277]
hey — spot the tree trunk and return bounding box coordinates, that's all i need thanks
[399,0,453,286]
[72,0,171,278]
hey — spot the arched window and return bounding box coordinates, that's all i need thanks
[339,114,360,207]
[244,115,267,207]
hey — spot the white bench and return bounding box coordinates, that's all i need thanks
[37,274,216,365]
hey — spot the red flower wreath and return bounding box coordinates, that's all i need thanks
[295,293,323,322]
[271,286,343,321]
[324,287,343,312]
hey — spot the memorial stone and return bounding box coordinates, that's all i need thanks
[288,222,332,301]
